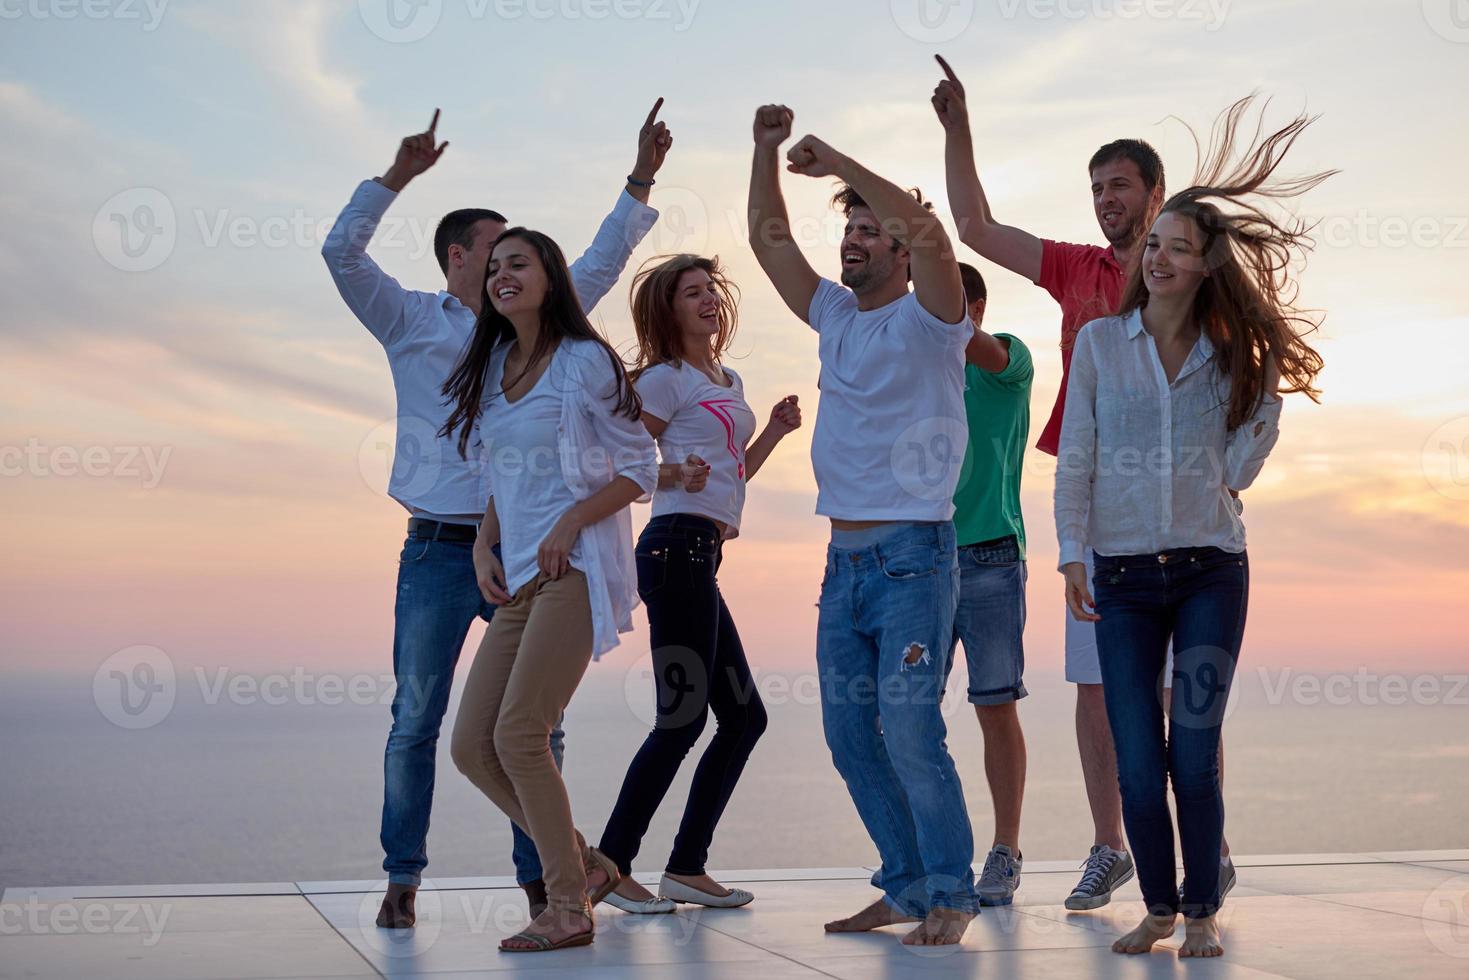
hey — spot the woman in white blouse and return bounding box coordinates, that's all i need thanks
[439,228,658,953]
[597,254,801,914]
[1054,98,1327,959]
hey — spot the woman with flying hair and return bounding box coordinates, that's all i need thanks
[597,253,802,914]
[440,227,658,953]
[1053,97,1329,958]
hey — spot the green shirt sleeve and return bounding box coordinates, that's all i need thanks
[987,333,1033,390]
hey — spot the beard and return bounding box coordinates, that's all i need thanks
[839,246,899,293]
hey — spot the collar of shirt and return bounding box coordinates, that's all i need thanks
[1122,307,1216,381]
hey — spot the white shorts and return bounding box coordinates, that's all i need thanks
[1064,550,1172,686]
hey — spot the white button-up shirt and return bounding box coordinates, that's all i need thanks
[475,339,659,659]
[1054,309,1282,568]
[322,178,658,517]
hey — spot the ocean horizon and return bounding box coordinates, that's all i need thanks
[5,662,1465,892]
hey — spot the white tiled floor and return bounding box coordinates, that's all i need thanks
[3,852,1467,979]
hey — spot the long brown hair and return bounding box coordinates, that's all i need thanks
[1117,95,1331,430]
[440,228,641,457]
[627,254,740,380]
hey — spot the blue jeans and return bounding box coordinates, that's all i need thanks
[817,521,979,916]
[383,529,565,887]
[1092,546,1248,919]
[948,536,1028,705]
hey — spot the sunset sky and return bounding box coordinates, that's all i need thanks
[3,0,1467,681]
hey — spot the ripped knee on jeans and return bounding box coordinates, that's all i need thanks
[900,642,932,671]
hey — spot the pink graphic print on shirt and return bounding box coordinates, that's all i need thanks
[697,399,745,478]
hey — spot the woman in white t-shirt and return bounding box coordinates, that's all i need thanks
[596,254,802,913]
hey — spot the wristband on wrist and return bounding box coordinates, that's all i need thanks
[626,174,655,188]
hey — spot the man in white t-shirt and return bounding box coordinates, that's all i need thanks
[322,105,668,929]
[746,104,979,946]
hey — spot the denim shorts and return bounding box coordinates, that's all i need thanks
[948,535,1028,705]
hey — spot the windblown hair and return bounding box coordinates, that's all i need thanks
[1117,95,1331,431]
[830,184,934,244]
[627,254,740,380]
[440,228,641,457]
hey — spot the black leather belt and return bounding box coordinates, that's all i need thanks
[407,517,478,543]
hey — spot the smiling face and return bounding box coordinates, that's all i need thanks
[1141,210,1210,303]
[839,205,905,294]
[672,267,721,345]
[486,235,548,317]
[1091,157,1156,247]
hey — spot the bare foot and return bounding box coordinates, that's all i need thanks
[499,904,592,952]
[664,872,731,898]
[584,860,613,900]
[902,907,975,946]
[613,877,659,902]
[1179,914,1223,957]
[375,883,415,929]
[824,898,920,933]
[1112,912,1178,954]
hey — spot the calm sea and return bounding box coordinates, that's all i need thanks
[3,666,1466,891]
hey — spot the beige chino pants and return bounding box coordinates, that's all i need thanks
[450,569,595,909]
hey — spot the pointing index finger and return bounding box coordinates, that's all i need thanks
[644,97,665,129]
[428,108,440,134]
[934,54,961,87]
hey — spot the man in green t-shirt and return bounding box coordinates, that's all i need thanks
[946,262,1033,906]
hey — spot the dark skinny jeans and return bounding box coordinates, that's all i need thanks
[1092,545,1248,920]
[599,514,768,876]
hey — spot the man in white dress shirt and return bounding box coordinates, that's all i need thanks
[322,104,668,928]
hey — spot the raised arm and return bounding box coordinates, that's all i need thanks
[932,56,1044,284]
[321,109,447,349]
[747,105,821,323]
[786,134,965,323]
[568,98,669,311]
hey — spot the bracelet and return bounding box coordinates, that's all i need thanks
[626,174,655,188]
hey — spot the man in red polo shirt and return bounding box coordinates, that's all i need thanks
[933,57,1237,911]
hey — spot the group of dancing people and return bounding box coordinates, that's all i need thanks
[322,55,1326,957]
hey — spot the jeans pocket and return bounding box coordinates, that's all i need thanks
[1092,556,1126,587]
[636,546,673,599]
[879,544,939,581]
[399,538,434,564]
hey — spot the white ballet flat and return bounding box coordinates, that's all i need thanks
[602,889,676,915]
[659,875,754,908]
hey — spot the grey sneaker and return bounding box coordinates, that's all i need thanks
[1064,844,1135,910]
[1181,856,1238,908]
[977,844,1022,906]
